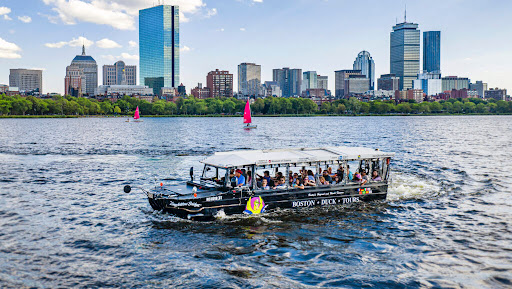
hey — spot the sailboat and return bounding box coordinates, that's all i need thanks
[133,106,143,122]
[243,99,257,129]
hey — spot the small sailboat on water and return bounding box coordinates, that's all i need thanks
[133,106,143,122]
[243,99,257,129]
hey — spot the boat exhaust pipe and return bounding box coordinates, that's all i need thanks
[190,167,194,181]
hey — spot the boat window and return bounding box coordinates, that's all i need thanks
[201,165,227,186]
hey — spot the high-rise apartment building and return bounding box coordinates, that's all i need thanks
[470,81,488,98]
[353,51,375,90]
[9,69,43,93]
[377,74,400,91]
[413,71,442,96]
[303,71,318,91]
[238,63,261,96]
[139,5,179,95]
[390,21,420,90]
[207,69,233,98]
[423,31,441,74]
[317,75,328,90]
[103,61,136,85]
[68,45,97,96]
[272,68,302,97]
[485,88,507,101]
[334,70,361,97]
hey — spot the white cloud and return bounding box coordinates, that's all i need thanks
[0,6,11,15]
[128,40,137,48]
[3,14,12,20]
[42,0,216,29]
[45,36,94,48]
[96,38,122,49]
[217,28,225,32]
[120,52,139,60]
[0,37,22,59]
[180,45,191,53]
[101,55,116,62]
[253,0,263,2]
[240,28,246,31]
[102,53,138,61]
[18,16,32,23]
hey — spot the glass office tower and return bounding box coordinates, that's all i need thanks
[353,51,375,90]
[423,31,441,74]
[390,22,420,90]
[139,5,179,95]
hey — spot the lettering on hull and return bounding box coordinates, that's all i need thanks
[168,201,202,208]
[292,197,360,208]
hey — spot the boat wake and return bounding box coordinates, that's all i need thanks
[387,172,442,201]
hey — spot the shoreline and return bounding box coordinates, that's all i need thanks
[1,113,511,118]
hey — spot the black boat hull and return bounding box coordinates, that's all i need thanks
[147,184,388,220]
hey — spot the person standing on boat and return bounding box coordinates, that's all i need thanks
[235,169,245,187]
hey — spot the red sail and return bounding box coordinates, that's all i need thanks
[243,100,251,124]
[134,106,140,120]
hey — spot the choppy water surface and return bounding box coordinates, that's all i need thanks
[0,116,511,288]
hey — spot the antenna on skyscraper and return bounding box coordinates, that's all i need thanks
[404,3,407,23]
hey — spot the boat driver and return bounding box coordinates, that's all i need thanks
[235,169,245,187]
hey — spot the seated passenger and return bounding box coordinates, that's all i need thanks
[315,168,323,179]
[246,170,252,187]
[318,176,329,186]
[372,171,382,181]
[235,169,245,187]
[322,170,332,183]
[260,178,270,190]
[327,167,334,177]
[352,172,362,182]
[304,177,316,187]
[361,171,369,185]
[307,170,316,182]
[332,175,340,185]
[274,176,287,189]
[257,171,272,184]
[336,165,344,179]
[292,178,304,189]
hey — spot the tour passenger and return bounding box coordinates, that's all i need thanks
[260,178,270,190]
[234,169,245,187]
[274,176,287,189]
[347,165,353,181]
[332,175,340,185]
[322,170,333,183]
[361,171,369,185]
[327,167,334,177]
[246,170,252,187]
[318,176,329,186]
[352,172,362,182]
[336,165,345,179]
[372,171,382,181]
[315,167,323,179]
[293,178,305,189]
[307,170,315,182]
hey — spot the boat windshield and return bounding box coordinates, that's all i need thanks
[201,165,228,187]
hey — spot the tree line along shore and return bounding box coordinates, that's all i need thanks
[1,94,511,117]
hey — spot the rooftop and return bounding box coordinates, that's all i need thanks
[201,146,395,168]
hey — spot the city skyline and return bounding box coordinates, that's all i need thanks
[0,0,511,95]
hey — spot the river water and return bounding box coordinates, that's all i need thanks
[0,116,511,288]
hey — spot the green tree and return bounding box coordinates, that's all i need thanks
[113,106,122,114]
[463,102,476,113]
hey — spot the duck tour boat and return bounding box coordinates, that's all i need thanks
[124,146,395,220]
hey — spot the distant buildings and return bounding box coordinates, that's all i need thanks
[470,81,488,98]
[317,75,328,90]
[95,85,153,97]
[390,21,420,90]
[378,74,400,91]
[485,88,507,101]
[103,61,136,85]
[68,45,97,96]
[413,71,442,96]
[344,75,370,96]
[9,68,43,94]
[191,83,210,99]
[442,76,470,91]
[177,83,186,96]
[407,89,424,102]
[423,31,441,74]
[207,69,233,98]
[302,71,318,91]
[139,5,179,95]
[353,51,375,90]
[334,70,361,97]
[272,68,302,97]
[64,65,84,97]
[262,81,281,97]
[238,63,261,97]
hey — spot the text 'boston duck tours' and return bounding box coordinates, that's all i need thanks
[124,146,395,221]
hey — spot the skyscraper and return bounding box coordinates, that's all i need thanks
[390,21,420,90]
[103,61,136,85]
[238,63,261,96]
[9,69,43,93]
[423,31,441,74]
[272,68,302,97]
[207,69,233,98]
[353,51,375,90]
[139,5,179,95]
[334,70,361,97]
[302,71,318,91]
[64,65,84,97]
[317,75,328,90]
[69,45,97,96]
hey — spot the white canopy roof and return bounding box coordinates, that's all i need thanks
[201,146,395,168]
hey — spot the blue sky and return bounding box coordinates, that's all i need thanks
[0,0,511,95]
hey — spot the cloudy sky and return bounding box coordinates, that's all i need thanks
[0,0,511,94]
